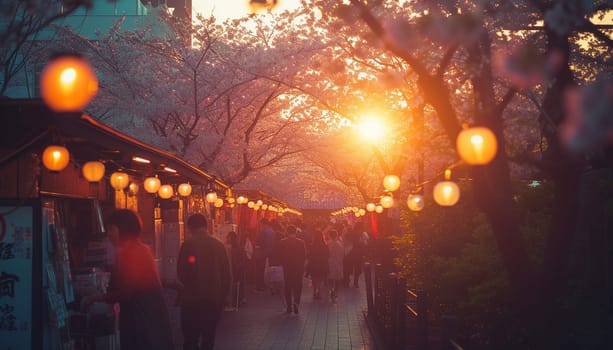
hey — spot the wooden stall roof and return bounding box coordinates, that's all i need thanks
[1,99,229,192]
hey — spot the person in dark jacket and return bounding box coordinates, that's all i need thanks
[307,229,329,299]
[177,214,231,350]
[226,231,247,308]
[254,218,275,291]
[278,225,307,314]
[82,209,173,350]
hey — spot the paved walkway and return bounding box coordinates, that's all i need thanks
[166,276,378,350]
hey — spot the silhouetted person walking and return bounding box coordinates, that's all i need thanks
[327,229,344,303]
[307,229,329,299]
[278,225,307,313]
[178,214,231,350]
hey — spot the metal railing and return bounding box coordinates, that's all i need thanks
[363,262,464,350]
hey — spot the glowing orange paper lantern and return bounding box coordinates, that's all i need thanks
[433,169,460,206]
[178,183,192,197]
[128,182,139,195]
[380,192,394,208]
[383,174,400,191]
[206,191,218,203]
[407,194,425,211]
[109,172,129,190]
[366,203,376,212]
[456,126,498,165]
[40,55,98,112]
[42,145,70,172]
[81,161,105,182]
[143,176,161,193]
[158,184,174,199]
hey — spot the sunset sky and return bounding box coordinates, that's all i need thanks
[192,0,301,21]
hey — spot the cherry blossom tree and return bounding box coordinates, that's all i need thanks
[43,7,333,187]
[303,0,612,347]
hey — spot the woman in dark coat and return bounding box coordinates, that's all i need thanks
[307,230,329,299]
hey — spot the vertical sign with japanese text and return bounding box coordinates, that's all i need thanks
[0,206,33,350]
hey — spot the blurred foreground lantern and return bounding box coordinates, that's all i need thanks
[237,196,248,204]
[433,169,460,206]
[375,205,384,214]
[40,55,98,112]
[383,175,400,192]
[407,194,425,211]
[158,184,174,199]
[42,145,70,172]
[380,192,394,208]
[206,191,218,203]
[109,172,129,191]
[82,161,105,182]
[178,183,192,197]
[366,203,376,212]
[247,201,255,208]
[456,126,497,165]
[144,176,161,193]
[214,198,224,208]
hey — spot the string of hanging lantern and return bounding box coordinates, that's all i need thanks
[348,121,499,215]
[37,54,209,207]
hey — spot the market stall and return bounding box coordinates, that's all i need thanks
[0,99,230,350]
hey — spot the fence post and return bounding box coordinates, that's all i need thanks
[374,263,384,326]
[397,277,407,349]
[441,315,463,350]
[384,272,397,348]
[363,262,374,317]
[416,289,428,350]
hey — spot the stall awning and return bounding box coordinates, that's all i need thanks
[1,99,229,192]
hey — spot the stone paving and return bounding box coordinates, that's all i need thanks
[166,276,378,350]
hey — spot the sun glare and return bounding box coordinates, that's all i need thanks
[193,0,301,22]
[357,116,385,142]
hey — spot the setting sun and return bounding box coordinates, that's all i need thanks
[193,0,301,21]
[357,115,385,142]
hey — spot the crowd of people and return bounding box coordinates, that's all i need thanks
[235,217,372,309]
[83,208,373,350]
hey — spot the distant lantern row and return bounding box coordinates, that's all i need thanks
[332,167,464,217]
[234,195,300,215]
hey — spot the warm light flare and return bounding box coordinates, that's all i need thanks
[357,116,385,142]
